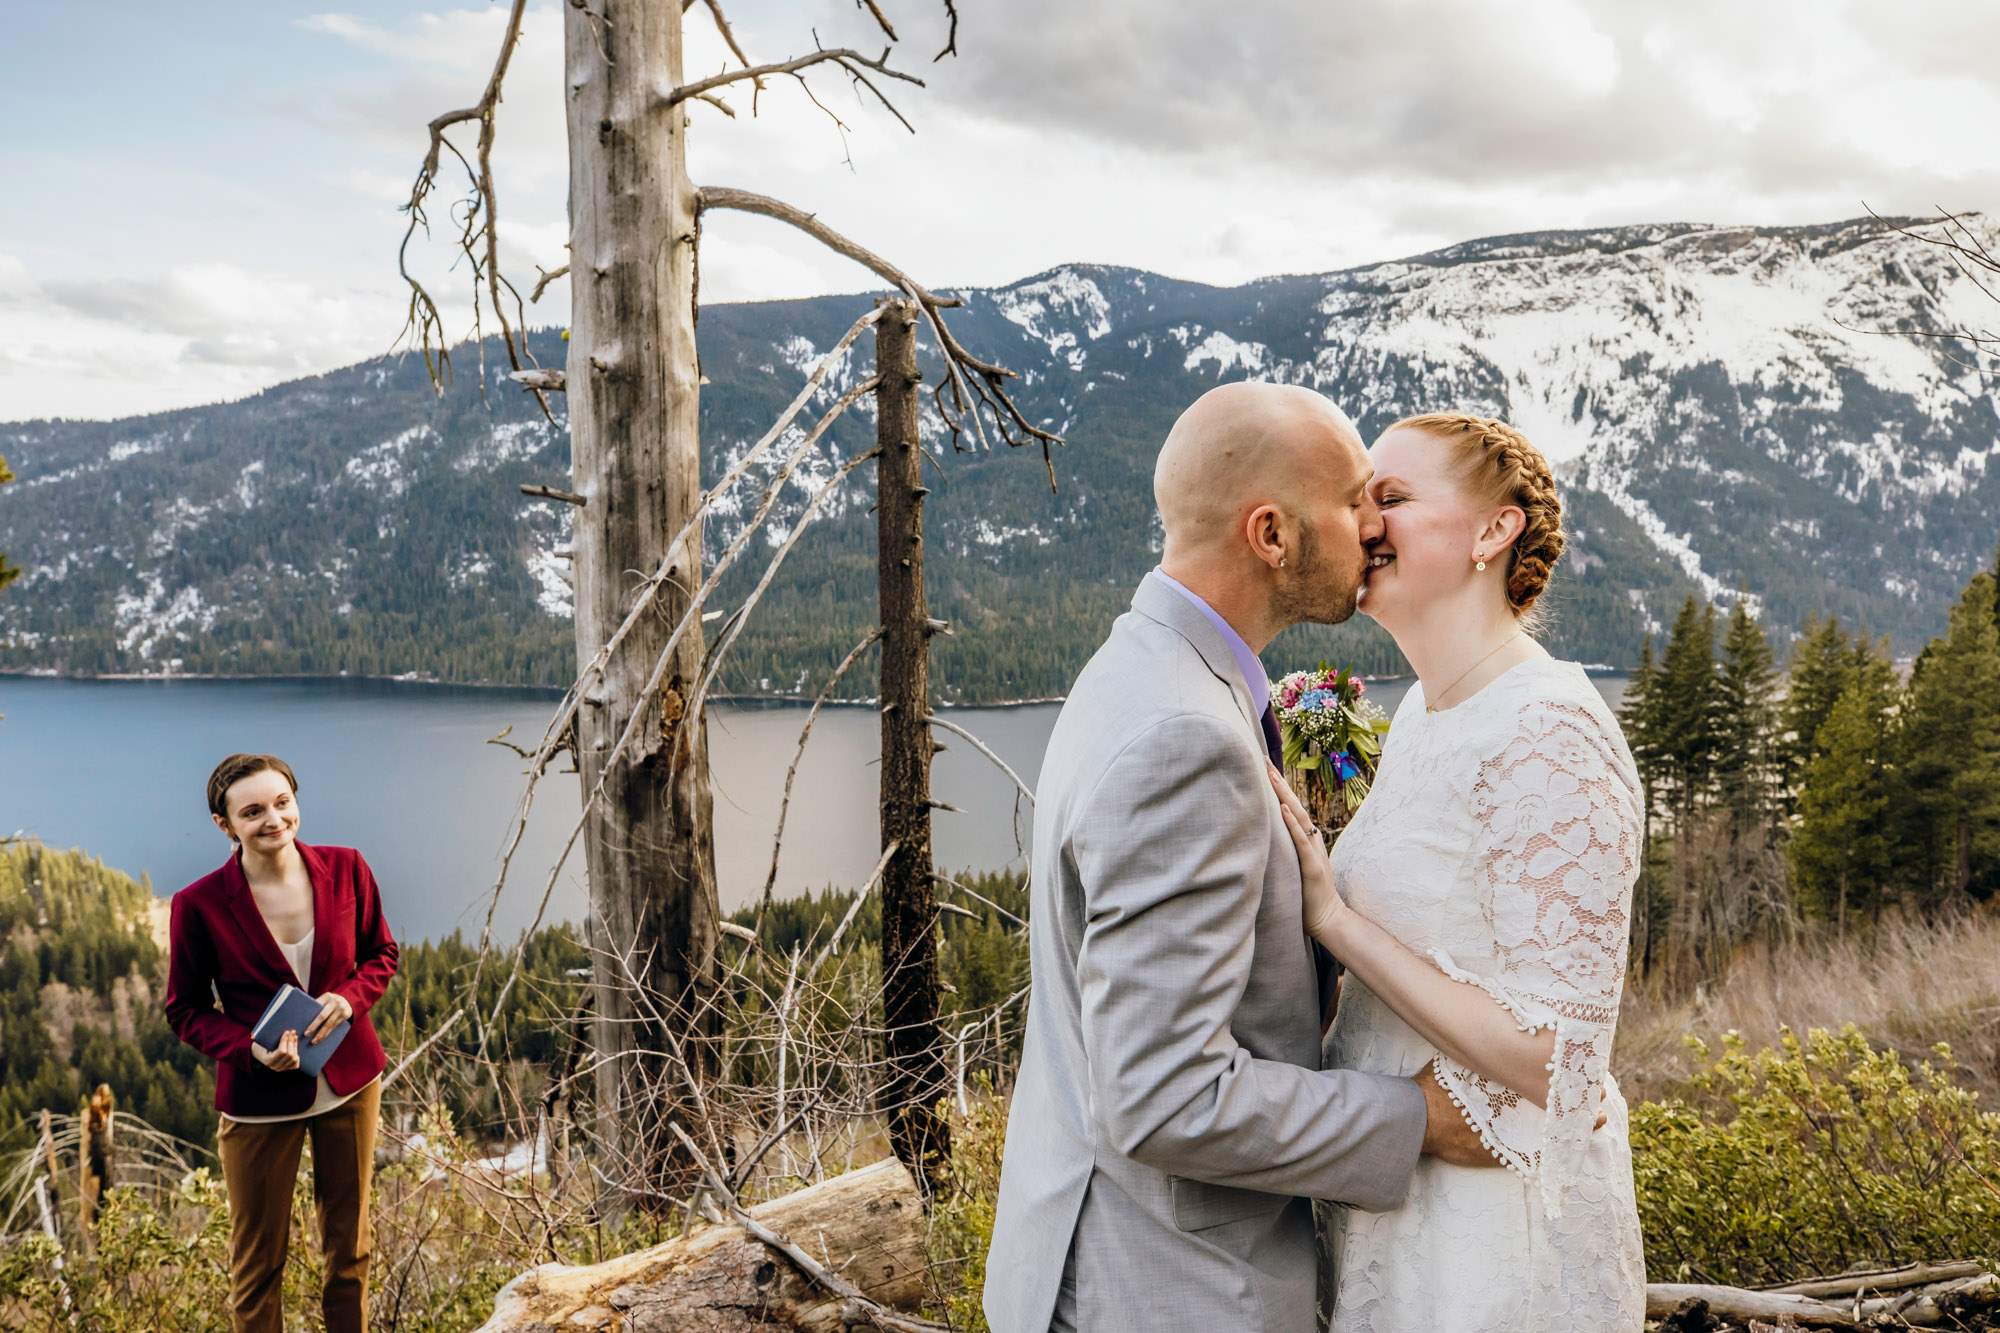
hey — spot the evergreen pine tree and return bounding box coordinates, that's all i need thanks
[1792,672,1896,930]
[1716,600,1779,825]
[1898,571,2000,907]
[1618,635,1668,975]
[1656,597,1723,822]
[1780,614,1857,808]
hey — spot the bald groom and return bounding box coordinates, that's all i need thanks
[983,384,1477,1333]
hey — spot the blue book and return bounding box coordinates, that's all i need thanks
[251,984,349,1078]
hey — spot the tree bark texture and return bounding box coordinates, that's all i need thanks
[874,302,949,1192]
[474,1159,928,1333]
[564,0,720,1195]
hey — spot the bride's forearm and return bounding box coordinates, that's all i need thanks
[1320,910,1555,1108]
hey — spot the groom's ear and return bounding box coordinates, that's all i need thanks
[1244,503,1288,569]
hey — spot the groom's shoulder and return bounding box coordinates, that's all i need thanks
[1058,613,1244,746]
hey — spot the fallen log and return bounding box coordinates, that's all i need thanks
[1647,1284,1861,1328]
[1767,1260,1987,1300]
[1865,1272,1999,1327]
[1648,1267,2000,1331]
[475,1158,929,1333]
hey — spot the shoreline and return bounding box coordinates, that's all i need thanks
[0,667,1072,710]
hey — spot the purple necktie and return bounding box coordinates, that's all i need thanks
[1260,705,1284,769]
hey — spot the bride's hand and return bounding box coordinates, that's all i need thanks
[1267,764,1348,944]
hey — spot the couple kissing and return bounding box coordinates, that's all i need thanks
[984,383,1646,1332]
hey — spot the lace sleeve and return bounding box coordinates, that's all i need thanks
[1430,699,1641,1219]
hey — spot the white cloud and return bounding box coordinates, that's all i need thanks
[4,0,2000,420]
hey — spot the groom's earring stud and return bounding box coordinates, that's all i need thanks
[1279,558,1287,568]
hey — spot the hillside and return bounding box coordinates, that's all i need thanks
[3,215,1996,700]
[0,842,214,1146]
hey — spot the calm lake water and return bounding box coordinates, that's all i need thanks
[0,671,1626,942]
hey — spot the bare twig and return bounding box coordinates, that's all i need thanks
[383,1008,466,1089]
[665,47,923,135]
[756,626,886,932]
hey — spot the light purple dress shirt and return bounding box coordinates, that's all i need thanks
[1149,567,1271,719]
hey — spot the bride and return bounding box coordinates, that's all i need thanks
[1268,413,1646,1330]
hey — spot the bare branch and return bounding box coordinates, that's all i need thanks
[381,1008,465,1089]
[509,368,567,392]
[856,0,898,41]
[935,0,960,61]
[926,714,1036,806]
[697,186,1066,477]
[530,263,568,303]
[519,482,586,506]
[477,380,882,1043]
[697,0,757,72]
[467,306,887,993]
[935,874,1028,929]
[394,0,550,418]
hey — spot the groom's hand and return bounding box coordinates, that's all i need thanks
[1414,1064,1504,1168]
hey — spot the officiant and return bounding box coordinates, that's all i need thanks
[163,753,400,1333]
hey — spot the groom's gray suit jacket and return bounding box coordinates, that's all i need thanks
[984,574,1427,1333]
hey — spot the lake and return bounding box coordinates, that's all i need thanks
[0,670,1626,942]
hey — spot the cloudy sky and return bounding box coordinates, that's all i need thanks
[4,0,1998,421]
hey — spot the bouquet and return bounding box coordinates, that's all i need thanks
[1273,663,1388,843]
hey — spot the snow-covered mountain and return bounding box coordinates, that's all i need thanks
[2,215,1994,700]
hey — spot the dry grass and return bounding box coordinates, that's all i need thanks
[1615,904,2000,1106]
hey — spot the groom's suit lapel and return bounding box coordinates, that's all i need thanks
[1130,575,1262,744]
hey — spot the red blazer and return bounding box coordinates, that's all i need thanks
[164,841,399,1118]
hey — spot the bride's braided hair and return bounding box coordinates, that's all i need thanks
[1389,412,1566,624]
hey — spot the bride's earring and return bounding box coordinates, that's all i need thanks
[1474,552,1487,572]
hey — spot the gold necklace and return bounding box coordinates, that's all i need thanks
[1426,633,1524,713]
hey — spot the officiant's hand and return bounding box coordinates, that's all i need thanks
[252,1030,301,1071]
[1268,764,1348,944]
[305,992,353,1044]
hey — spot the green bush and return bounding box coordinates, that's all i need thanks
[1632,1024,2000,1286]
[926,1081,1008,1333]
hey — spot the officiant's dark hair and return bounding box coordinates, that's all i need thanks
[1390,412,1565,628]
[207,753,299,821]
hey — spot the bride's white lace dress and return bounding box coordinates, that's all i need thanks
[1322,658,1647,1331]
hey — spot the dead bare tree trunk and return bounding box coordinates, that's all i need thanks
[874,301,949,1192]
[563,0,720,1201]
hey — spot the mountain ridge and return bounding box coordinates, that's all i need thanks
[3,213,1994,702]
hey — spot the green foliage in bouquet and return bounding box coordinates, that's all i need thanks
[1274,663,1389,812]
[1630,1024,2000,1287]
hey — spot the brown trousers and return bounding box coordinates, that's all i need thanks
[215,1079,380,1333]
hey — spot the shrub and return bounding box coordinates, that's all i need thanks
[926,1080,1009,1332]
[1632,1024,2000,1286]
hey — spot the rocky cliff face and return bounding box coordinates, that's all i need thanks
[3,215,1993,697]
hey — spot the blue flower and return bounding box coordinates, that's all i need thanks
[1297,688,1335,712]
[1330,750,1361,781]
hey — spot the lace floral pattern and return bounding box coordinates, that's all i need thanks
[1323,662,1647,1332]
